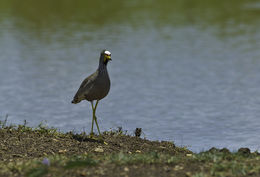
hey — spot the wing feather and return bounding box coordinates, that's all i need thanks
[72,71,97,103]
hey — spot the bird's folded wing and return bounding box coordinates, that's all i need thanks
[74,72,97,98]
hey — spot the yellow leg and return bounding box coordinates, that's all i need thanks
[93,100,101,136]
[90,101,95,137]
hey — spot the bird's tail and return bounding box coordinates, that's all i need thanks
[71,97,80,104]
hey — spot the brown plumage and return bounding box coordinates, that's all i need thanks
[71,50,112,136]
[72,50,111,104]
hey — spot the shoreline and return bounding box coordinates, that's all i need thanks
[0,122,259,177]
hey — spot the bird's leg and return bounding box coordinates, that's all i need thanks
[90,101,95,137]
[93,100,102,136]
[94,115,101,136]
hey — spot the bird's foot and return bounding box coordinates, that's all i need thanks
[97,135,104,141]
[88,133,106,143]
[98,137,108,145]
[97,135,108,145]
[89,132,95,138]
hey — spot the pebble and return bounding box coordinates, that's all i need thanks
[94,147,104,153]
[58,149,67,153]
[238,148,251,154]
[186,154,192,157]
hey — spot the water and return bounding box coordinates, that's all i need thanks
[0,0,260,152]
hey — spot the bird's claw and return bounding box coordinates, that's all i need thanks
[89,132,95,138]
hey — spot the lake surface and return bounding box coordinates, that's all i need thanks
[0,1,260,152]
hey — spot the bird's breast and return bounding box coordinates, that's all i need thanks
[86,72,110,101]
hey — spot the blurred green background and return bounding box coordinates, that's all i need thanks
[1,0,259,34]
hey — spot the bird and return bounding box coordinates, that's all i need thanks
[71,49,112,137]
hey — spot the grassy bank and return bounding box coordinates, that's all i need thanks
[0,121,259,177]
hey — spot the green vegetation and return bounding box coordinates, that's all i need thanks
[0,120,259,177]
[0,0,259,34]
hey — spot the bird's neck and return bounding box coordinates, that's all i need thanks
[98,58,108,73]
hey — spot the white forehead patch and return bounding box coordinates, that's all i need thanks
[104,50,111,55]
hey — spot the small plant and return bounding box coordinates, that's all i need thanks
[64,157,97,169]
[0,114,9,128]
[26,159,50,177]
[26,166,48,177]
[192,173,207,177]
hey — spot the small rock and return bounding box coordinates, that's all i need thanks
[58,149,68,153]
[173,165,183,171]
[208,147,219,153]
[80,172,87,176]
[220,148,230,154]
[94,147,104,153]
[135,128,142,137]
[135,150,141,153]
[185,172,192,177]
[186,154,192,157]
[124,167,129,172]
[12,154,23,158]
[238,148,251,155]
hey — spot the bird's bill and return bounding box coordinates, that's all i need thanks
[105,55,112,61]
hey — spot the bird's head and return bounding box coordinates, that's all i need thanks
[100,50,112,65]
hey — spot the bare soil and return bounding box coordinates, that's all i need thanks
[0,125,259,177]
